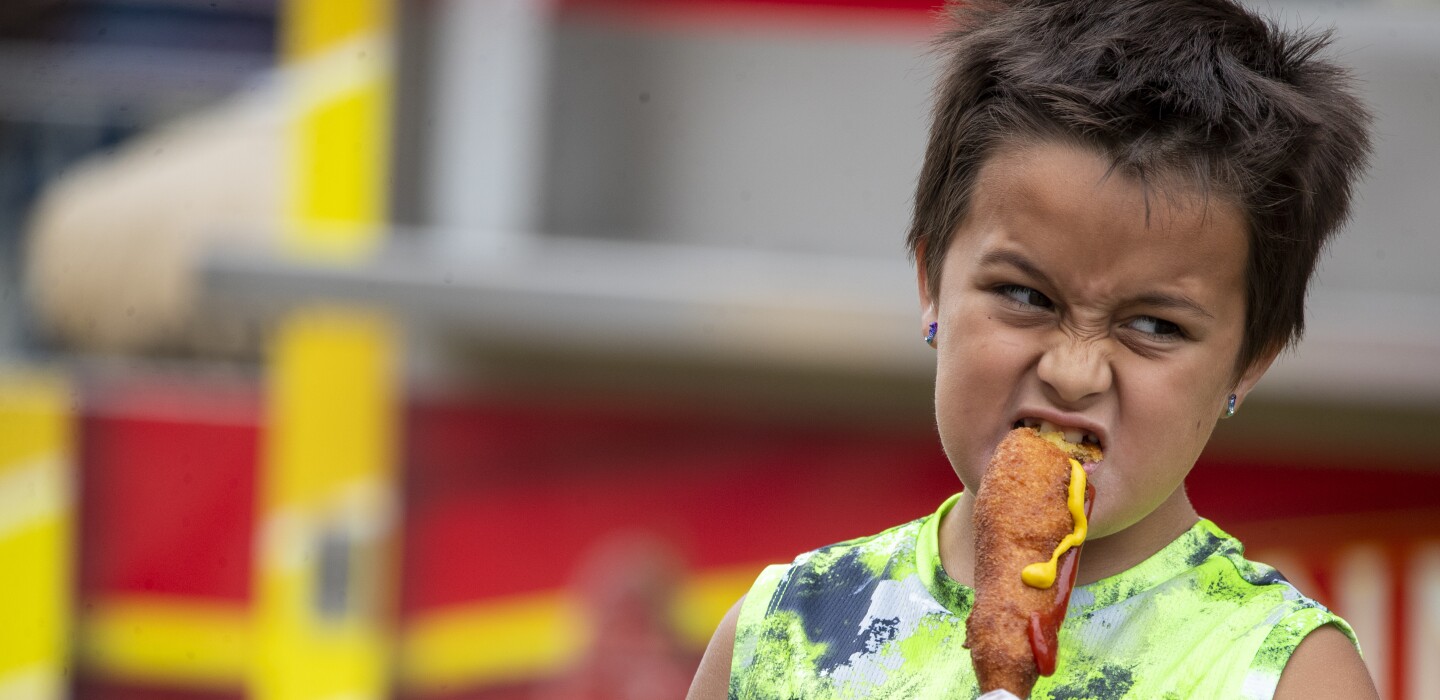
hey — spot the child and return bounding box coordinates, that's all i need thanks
[688,0,1376,698]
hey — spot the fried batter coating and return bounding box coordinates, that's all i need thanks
[966,428,1094,696]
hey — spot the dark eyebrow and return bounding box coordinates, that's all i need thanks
[977,250,1058,291]
[1131,293,1215,320]
[978,249,1215,320]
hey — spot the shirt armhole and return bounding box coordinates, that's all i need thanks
[1239,606,1361,700]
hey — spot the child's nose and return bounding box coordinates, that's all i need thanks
[1036,337,1112,406]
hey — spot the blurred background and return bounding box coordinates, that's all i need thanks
[1,0,1438,698]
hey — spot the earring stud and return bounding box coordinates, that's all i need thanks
[1222,393,1237,419]
[924,322,938,348]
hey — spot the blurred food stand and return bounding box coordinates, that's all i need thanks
[2,1,1440,699]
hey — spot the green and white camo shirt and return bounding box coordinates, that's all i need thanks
[730,493,1357,699]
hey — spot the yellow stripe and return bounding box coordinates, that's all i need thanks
[78,598,250,689]
[254,310,399,700]
[71,564,760,691]
[259,0,399,696]
[0,371,72,700]
[283,0,390,62]
[265,309,396,509]
[285,77,391,260]
[400,591,587,689]
[400,563,762,691]
[0,373,70,471]
[282,0,392,261]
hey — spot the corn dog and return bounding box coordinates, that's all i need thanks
[967,427,1100,696]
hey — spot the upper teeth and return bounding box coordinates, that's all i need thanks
[1021,418,1096,446]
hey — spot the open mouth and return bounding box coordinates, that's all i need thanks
[1012,418,1101,448]
[1011,418,1104,470]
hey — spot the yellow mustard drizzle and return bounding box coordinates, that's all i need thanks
[1021,458,1088,589]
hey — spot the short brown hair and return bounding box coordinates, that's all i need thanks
[908,0,1372,374]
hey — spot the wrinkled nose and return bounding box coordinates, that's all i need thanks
[1036,336,1112,406]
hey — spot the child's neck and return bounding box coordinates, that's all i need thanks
[937,486,1200,588]
[1076,489,1200,585]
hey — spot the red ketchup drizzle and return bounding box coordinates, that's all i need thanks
[1027,483,1095,676]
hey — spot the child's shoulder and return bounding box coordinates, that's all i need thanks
[739,510,942,619]
[1184,519,1332,607]
[731,512,960,696]
[1194,520,1361,667]
[750,514,932,598]
[803,515,930,564]
[1059,518,1358,699]
[1081,518,1341,616]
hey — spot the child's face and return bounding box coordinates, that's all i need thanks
[919,140,1270,540]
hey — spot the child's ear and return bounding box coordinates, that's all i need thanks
[916,242,939,329]
[1231,344,1282,410]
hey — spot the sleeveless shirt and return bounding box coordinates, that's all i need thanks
[730,493,1357,699]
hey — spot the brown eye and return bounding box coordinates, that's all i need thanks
[997,284,1054,309]
[1128,315,1182,338]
